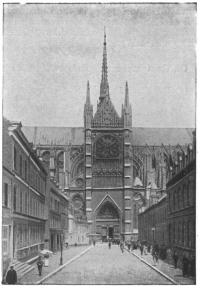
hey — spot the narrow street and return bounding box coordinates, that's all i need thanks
[44,244,173,285]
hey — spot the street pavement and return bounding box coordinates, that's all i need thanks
[43,244,173,285]
[18,245,91,285]
[131,248,195,285]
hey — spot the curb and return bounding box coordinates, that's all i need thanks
[35,246,93,284]
[125,248,179,285]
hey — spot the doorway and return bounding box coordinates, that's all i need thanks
[51,234,54,252]
[108,227,114,239]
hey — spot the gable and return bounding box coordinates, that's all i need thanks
[92,96,122,128]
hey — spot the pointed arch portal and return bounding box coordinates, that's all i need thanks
[95,200,120,241]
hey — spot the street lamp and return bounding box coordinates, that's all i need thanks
[60,236,63,265]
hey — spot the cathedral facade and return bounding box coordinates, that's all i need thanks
[22,32,194,242]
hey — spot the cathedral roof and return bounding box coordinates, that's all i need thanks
[92,96,122,128]
[22,126,194,147]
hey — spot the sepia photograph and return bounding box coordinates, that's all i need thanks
[2,2,196,285]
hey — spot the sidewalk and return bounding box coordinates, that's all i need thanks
[18,245,91,285]
[130,249,195,285]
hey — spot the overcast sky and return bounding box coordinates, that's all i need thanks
[3,3,196,128]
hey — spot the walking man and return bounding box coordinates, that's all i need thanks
[36,256,44,276]
[6,265,17,285]
[173,250,179,269]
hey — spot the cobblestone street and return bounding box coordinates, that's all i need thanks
[44,244,173,285]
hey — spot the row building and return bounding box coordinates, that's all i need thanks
[138,131,196,259]
[2,118,90,275]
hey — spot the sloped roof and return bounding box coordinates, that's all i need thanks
[22,126,194,147]
[22,126,84,146]
[132,127,194,146]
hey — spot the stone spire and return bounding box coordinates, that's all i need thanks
[86,81,91,105]
[100,27,109,100]
[125,81,129,107]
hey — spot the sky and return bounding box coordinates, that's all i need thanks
[3,3,196,128]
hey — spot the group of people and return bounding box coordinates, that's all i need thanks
[5,254,50,284]
[173,250,195,278]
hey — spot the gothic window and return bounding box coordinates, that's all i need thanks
[42,151,50,165]
[96,202,119,220]
[72,195,84,210]
[95,135,119,159]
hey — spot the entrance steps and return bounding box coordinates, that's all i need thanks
[11,259,35,279]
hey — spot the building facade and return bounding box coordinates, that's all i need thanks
[22,32,194,242]
[138,194,167,245]
[166,131,196,258]
[47,179,69,252]
[2,118,48,273]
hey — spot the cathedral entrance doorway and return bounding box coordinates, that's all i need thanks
[108,226,114,239]
[95,200,120,241]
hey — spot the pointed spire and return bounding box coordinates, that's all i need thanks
[86,80,90,104]
[125,81,129,107]
[100,27,109,100]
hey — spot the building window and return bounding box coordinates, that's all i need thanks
[20,155,22,176]
[169,193,171,212]
[182,221,185,246]
[169,223,171,243]
[30,196,32,215]
[173,191,176,210]
[4,183,8,207]
[20,191,23,213]
[2,226,9,254]
[182,184,185,208]
[13,186,17,211]
[14,147,17,170]
[187,221,190,247]
[178,188,181,209]
[173,223,175,244]
[24,161,27,180]
[25,193,28,214]
[187,182,190,206]
[178,222,181,245]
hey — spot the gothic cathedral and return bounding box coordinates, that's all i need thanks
[84,31,133,241]
[22,31,193,242]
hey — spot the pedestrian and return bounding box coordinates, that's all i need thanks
[173,250,179,269]
[120,242,124,253]
[143,244,147,255]
[140,244,143,255]
[127,243,130,251]
[6,264,17,285]
[93,240,95,246]
[152,241,159,262]
[108,240,111,249]
[189,254,195,277]
[36,256,44,276]
[182,252,189,278]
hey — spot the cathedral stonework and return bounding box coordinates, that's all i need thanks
[22,31,194,242]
